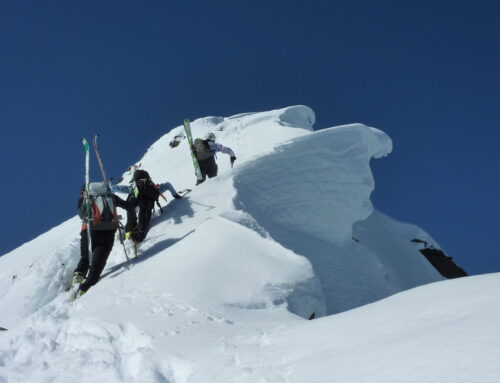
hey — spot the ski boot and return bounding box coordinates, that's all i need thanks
[131,229,145,243]
[71,272,85,288]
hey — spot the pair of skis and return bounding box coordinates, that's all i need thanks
[82,120,196,263]
[81,135,120,265]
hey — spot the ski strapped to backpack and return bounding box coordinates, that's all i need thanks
[81,138,93,265]
[84,182,119,231]
[183,119,203,182]
[93,133,108,184]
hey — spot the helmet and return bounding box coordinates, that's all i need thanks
[205,132,216,141]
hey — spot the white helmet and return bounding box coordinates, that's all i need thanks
[205,132,216,141]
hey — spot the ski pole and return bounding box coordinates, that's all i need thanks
[118,221,130,263]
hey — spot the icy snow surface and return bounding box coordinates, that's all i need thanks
[1,105,498,382]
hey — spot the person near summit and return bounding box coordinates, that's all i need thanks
[191,132,237,185]
[72,182,131,297]
[113,167,183,243]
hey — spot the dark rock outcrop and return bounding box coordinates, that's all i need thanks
[412,239,468,279]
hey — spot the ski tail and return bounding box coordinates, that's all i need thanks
[93,133,108,184]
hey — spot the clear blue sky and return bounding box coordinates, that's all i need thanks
[1,1,499,275]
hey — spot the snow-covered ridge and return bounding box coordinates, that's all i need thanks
[234,123,392,245]
[1,105,475,382]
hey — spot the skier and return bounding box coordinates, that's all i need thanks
[191,132,237,185]
[72,183,131,297]
[116,168,183,243]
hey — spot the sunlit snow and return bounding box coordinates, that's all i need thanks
[1,106,498,382]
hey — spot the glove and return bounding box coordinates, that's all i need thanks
[230,156,237,167]
[174,194,182,199]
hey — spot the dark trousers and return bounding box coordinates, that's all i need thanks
[75,229,115,292]
[124,194,154,233]
[197,156,218,185]
[125,194,138,232]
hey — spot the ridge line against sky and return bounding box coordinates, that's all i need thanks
[0,0,499,274]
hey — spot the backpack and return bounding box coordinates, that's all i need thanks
[133,170,160,202]
[194,138,213,161]
[87,182,119,231]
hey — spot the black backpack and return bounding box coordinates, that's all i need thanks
[194,138,213,161]
[133,170,160,202]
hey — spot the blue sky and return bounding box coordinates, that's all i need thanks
[1,0,499,275]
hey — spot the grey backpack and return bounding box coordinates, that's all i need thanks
[87,182,118,231]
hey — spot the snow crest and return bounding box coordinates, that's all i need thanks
[0,105,465,382]
[234,123,392,245]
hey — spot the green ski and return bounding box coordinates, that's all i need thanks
[183,119,203,182]
[82,138,93,266]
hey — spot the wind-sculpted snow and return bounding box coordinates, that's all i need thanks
[0,106,479,382]
[232,124,442,314]
[234,124,391,245]
[353,210,443,289]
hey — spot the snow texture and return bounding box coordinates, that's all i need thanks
[1,105,495,382]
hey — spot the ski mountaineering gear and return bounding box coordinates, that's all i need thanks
[133,170,160,202]
[119,169,164,244]
[193,138,213,161]
[117,221,130,263]
[81,138,93,266]
[73,135,132,298]
[93,134,108,184]
[71,272,85,287]
[183,119,203,182]
[76,192,129,292]
[189,133,236,185]
[79,182,119,232]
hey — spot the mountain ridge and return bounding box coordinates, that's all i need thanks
[0,105,481,382]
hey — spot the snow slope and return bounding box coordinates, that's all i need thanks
[1,105,494,382]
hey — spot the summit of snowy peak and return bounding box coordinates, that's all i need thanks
[116,105,315,188]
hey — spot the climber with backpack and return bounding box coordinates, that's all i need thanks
[191,132,237,185]
[72,182,131,297]
[120,168,183,243]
